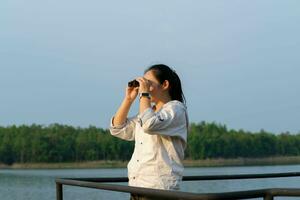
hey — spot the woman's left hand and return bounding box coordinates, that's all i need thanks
[136,77,150,93]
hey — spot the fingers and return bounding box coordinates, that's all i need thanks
[135,77,146,81]
[135,77,149,84]
[126,86,139,91]
[135,77,143,84]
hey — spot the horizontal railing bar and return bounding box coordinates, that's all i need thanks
[65,177,129,182]
[58,172,300,183]
[269,188,300,196]
[182,171,300,181]
[55,172,300,200]
[55,178,300,200]
[56,178,204,200]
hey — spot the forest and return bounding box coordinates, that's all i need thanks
[0,122,299,165]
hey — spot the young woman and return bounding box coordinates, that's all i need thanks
[109,64,189,199]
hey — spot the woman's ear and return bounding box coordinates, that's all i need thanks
[162,80,170,91]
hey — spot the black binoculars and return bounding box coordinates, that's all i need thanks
[128,80,139,87]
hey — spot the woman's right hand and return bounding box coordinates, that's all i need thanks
[125,86,139,102]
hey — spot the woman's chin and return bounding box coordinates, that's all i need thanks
[150,98,156,104]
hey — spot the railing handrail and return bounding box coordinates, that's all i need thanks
[55,171,300,200]
[56,171,300,182]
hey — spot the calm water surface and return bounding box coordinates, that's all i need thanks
[1,164,300,200]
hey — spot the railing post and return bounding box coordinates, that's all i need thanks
[56,183,63,200]
[264,193,273,200]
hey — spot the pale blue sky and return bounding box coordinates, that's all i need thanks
[1,1,299,134]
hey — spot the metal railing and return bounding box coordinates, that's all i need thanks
[55,172,300,200]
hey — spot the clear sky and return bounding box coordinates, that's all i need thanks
[1,1,299,134]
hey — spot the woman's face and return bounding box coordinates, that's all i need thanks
[143,70,168,103]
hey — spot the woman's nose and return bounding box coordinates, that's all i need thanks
[149,86,154,92]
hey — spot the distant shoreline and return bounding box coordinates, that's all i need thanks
[1,156,300,169]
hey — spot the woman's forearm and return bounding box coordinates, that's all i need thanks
[112,98,133,126]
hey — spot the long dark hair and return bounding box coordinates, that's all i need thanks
[144,64,186,106]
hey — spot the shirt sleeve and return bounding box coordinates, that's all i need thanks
[109,115,137,141]
[137,103,187,141]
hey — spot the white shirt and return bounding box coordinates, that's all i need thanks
[109,100,189,190]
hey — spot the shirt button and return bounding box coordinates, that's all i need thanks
[140,142,143,144]
[133,177,135,179]
[137,159,139,162]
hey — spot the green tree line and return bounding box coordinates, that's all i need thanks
[0,122,299,165]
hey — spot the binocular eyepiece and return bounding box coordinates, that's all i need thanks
[128,80,139,87]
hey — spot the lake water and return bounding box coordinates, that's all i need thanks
[1,164,300,200]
